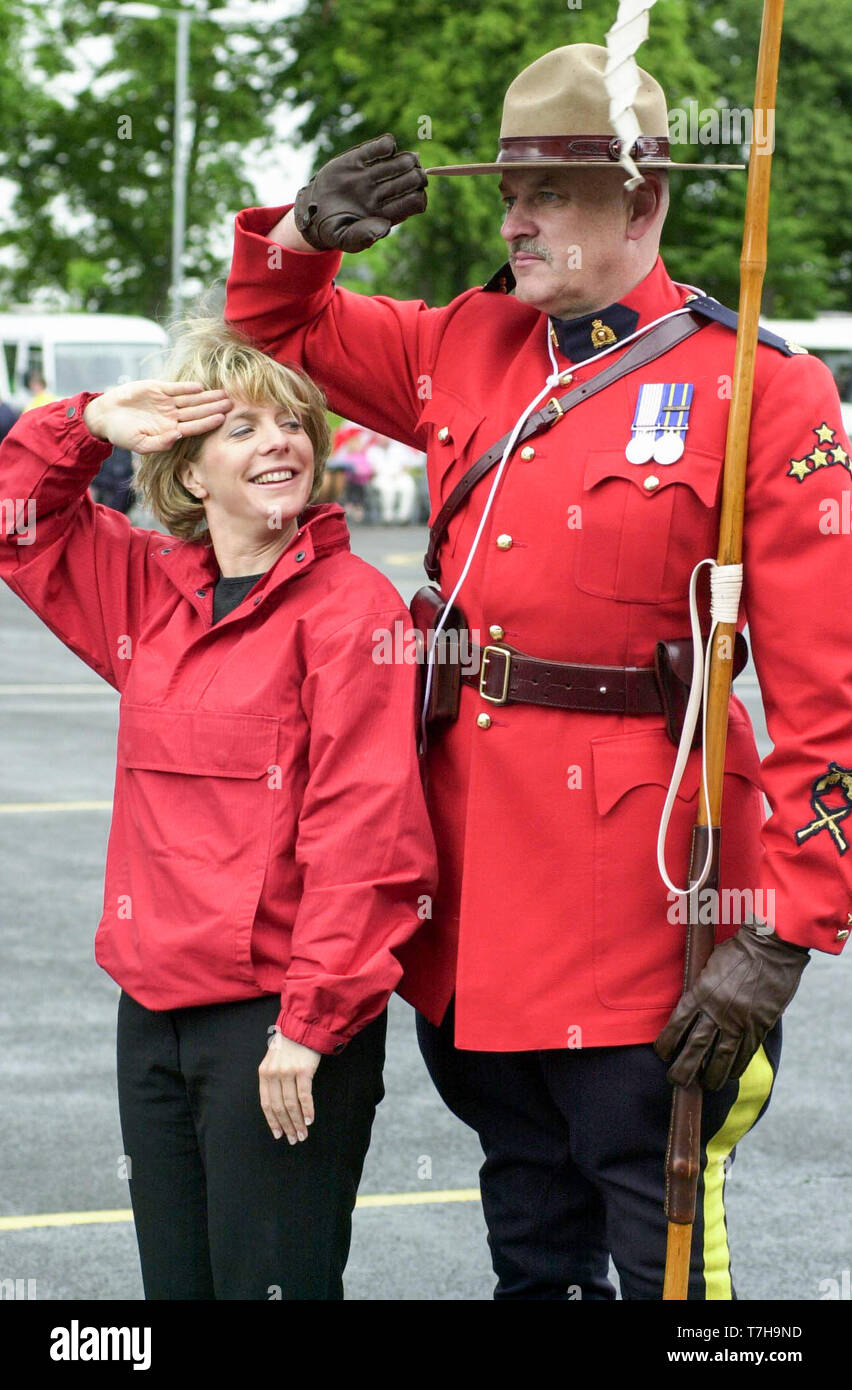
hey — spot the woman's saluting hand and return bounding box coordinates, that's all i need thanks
[83,380,233,453]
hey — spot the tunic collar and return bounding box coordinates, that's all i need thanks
[482,255,688,364]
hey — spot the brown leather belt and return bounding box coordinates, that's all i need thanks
[461,643,665,714]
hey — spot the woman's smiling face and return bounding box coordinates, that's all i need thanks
[181,396,316,538]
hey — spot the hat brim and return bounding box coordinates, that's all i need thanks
[425,159,746,175]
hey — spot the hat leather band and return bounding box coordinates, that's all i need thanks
[497,135,670,163]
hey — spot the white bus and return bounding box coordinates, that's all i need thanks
[0,310,168,411]
[760,311,852,433]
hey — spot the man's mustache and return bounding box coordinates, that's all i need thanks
[510,240,552,262]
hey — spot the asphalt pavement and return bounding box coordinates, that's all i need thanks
[0,520,849,1303]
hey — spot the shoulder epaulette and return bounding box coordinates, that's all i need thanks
[684,294,809,356]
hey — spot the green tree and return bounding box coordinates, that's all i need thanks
[0,0,292,318]
[1,0,848,318]
[281,0,725,304]
[280,0,850,314]
[667,0,852,313]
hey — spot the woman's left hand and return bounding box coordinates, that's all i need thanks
[259,1031,322,1143]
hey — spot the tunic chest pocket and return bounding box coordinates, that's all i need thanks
[418,391,487,520]
[573,448,723,604]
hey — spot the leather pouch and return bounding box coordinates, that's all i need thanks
[410,584,466,724]
[654,631,749,749]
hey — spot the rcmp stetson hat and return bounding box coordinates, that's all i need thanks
[425,43,745,176]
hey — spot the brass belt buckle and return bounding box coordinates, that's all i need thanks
[479,645,511,705]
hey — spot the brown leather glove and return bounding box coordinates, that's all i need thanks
[654,918,809,1090]
[293,134,428,254]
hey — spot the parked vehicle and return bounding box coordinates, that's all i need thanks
[0,309,168,410]
[760,312,852,433]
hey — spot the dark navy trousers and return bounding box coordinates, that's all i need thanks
[417,1000,781,1300]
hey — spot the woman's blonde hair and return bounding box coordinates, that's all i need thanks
[134,318,332,542]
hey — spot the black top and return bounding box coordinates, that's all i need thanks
[212,573,265,625]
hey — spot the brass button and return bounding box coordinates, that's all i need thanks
[476,713,492,730]
[496,533,513,550]
[437,426,450,443]
[520,446,535,461]
[643,475,660,491]
[489,624,505,641]
[837,928,850,941]
[559,371,573,386]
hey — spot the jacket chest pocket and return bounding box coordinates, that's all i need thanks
[115,703,281,982]
[573,449,723,604]
[117,704,279,781]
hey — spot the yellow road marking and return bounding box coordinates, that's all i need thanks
[0,1190,482,1231]
[382,553,424,566]
[0,1210,132,1231]
[356,1189,480,1208]
[0,801,112,814]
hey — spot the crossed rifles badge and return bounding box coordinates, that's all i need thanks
[787,422,851,482]
[795,762,852,856]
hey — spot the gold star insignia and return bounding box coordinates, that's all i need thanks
[815,422,836,444]
[787,456,812,481]
[832,445,850,468]
[811,447,831,468]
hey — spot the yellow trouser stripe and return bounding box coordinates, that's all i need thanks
[702,1044,775,1299]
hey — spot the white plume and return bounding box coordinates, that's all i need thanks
[604,0,660,188]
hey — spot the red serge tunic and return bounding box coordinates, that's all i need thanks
[224,205,852,1053]
[0,395,437,1054]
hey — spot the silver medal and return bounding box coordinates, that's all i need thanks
[626,383,663,464]
[626,432,656,464]
[653,432,685,465]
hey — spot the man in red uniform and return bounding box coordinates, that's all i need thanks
[225,44,852,1298]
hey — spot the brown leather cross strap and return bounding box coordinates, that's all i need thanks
[461,642,665,713]
[424,308,705,579]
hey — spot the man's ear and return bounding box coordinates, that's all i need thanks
[626,173,665,242]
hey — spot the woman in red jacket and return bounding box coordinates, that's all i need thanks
[0,319,437,1300]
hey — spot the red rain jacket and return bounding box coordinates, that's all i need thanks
[225,205,852,1051]
[0,395,437,1053]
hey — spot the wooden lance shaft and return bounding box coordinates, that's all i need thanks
[662,0,786,1302]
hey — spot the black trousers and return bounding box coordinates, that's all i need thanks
[417,1000,781,1301]
[116,991,386,1300]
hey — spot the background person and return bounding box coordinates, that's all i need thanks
[0,319,437,1300]
[21,366,56,411]
[0,399,20,443]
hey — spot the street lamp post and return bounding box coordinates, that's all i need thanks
[103,3,294,320]
[171,7,190,319]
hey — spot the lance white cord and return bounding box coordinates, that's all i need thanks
[418,302,698,751]
[656,559,744,894]
[605,0,660,189]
